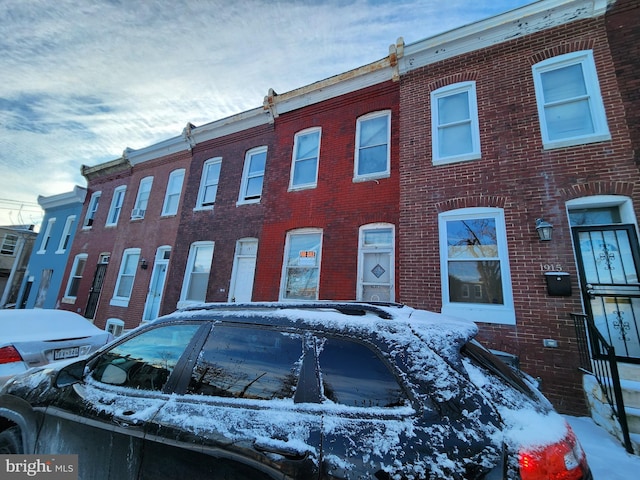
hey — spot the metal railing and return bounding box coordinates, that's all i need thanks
[572,312,634,454]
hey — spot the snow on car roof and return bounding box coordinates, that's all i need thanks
[0,309,106,343]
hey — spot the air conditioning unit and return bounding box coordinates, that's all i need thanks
[131,208,146,219]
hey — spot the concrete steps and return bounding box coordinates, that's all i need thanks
[583,364,640,455]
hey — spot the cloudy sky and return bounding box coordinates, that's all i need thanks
[0,0,534,228]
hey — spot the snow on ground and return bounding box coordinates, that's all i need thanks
[565,415,640,479]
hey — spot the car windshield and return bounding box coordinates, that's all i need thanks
[461,340,537,399]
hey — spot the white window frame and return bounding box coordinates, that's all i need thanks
[532,50,610,149]
[110,247,140,307]
[56,215,76,254]
[179,241,215,307]
[162,169,185,216]
[354,110,391,182]
[357,223,395,302]
[1,234,18,255]
[131,177,153,219]
[439,207,515,324]
[83,191,101,228]
[289,128,321,190]
[196,158,222,210]
[279,228,323,301]
[238,147,267,205]
[63,253,88,302]
[106,185,126,226]
[431,81,481,164]
[37,217,56,254]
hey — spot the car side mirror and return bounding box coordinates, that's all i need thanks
[55,360,87,388]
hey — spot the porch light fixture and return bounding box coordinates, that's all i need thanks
[535,218,553,241]
[140,258,148,270]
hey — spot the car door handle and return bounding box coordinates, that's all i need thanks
[253,441,309,461]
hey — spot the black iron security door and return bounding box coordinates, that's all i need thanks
[573,225,640,362]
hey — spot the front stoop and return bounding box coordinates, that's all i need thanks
[583,366,640,455]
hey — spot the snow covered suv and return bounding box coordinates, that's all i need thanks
[0,302,591,479]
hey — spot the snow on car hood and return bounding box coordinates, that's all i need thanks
[1,309,107,343]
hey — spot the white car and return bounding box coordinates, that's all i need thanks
[0,309,113,386]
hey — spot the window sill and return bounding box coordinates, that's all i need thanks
[542,132,611,150]
[433,152,481,166]
[441,303,516,325]
[109,298,130,308]
[352,172,390,183]
[61,297,76,305]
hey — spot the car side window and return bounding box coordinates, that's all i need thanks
[186,326,303,400]
[91,324,201,391]
[318,337,407,408]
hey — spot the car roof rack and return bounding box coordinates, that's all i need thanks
[179,301,406,320]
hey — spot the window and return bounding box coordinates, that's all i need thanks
[280,229,322,301]
[318,337,407,408]
[290,128,321,190]
[439,208,514,324]
[187,326,302,400]
[131,177,153,219]
[111,248,140,307]
[1,234,18,255]
[162,169,185,216]
[106,186,126,226]
[354,111,390,181]
[431,82,480,164]
[180,241,214,305]
[38,218,56,254]
[91,323,201,391]
[357,224,395,302]
[196,158,222,210]
[532,50,610,149]
[238,147,267,204]
[56,215,76,253]
[83,191,101,228]
[64,253,88,300]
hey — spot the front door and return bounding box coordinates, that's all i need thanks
[85,262,107,320]
[573,225,640,362]
[228,239,257,302]
[143,260,168,321]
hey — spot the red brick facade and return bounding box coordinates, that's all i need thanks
[398,14,638,414]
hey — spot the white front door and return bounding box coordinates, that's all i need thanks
[229,239,258,302]
[143,248,170,321]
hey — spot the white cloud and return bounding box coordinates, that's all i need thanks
[0,0,533,227]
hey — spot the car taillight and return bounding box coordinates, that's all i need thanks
[518,425,589,480]
[0,345,23,364]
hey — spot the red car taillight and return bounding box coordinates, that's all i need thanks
[519,426,589,480]
[0,345,23,364]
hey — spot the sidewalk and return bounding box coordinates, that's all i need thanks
[565,416,640,479]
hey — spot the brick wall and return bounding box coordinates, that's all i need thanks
[398,16,638,415]
[254,81,400,301]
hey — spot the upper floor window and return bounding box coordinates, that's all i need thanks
[280,229,322,301]
[83,191,101,228]
[532,50,610,149]
[431,82,480,164]
[63,253,87,300]
[290,128,321,190]
[239,147,267,204]
[162,169,185,216]
[357,224,395,302]
[196,158,222,210]
[56,215,76,254]
[354,111,390,181]
[131,177,153,219]
[180,241,214,305]
[439,208,514,324]
[1,234,18,255]
[111,248,140,307]
[38,218,56,254]
[106,186,126,226]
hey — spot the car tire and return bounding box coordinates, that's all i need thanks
[0,426,23,454]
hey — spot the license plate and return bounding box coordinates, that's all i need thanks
[53,347,80,360]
